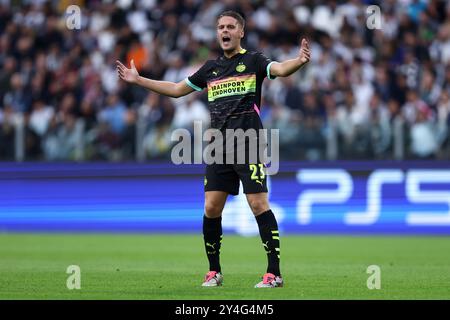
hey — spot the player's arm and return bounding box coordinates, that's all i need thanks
[269,38,311,78]
[116,59,194,98]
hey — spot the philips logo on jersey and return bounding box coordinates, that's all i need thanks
[207,74,256,102]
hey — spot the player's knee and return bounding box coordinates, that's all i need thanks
[204,202,223,218]
[248,198,269,215]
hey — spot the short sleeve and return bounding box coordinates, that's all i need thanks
[255,52,276,80]
[185,62,209,91]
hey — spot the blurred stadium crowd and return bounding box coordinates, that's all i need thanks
[1,0,450,161]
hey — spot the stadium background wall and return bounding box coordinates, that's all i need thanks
[1,162,449,235]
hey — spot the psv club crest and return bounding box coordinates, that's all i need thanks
[236,63,246,72]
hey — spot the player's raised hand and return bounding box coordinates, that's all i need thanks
[299,38,310,65]
[116,59,139,84]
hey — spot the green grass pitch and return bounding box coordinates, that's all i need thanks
[0,233,449,300]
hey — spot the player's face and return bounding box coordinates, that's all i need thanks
[217,16,244,52]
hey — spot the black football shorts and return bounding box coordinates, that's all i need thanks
[204,163,268,195]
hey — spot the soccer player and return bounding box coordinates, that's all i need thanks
[116,11,310,288]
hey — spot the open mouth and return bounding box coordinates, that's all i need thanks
[222,36,231,45]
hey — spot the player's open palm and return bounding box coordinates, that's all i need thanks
[116,59,139,84]
[299,38,310,65]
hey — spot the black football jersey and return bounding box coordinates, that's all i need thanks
[185,49,275,132]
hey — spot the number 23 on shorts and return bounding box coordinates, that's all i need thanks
[249,164,265,181]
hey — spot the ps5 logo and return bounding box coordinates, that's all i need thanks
[296,169,450,226]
